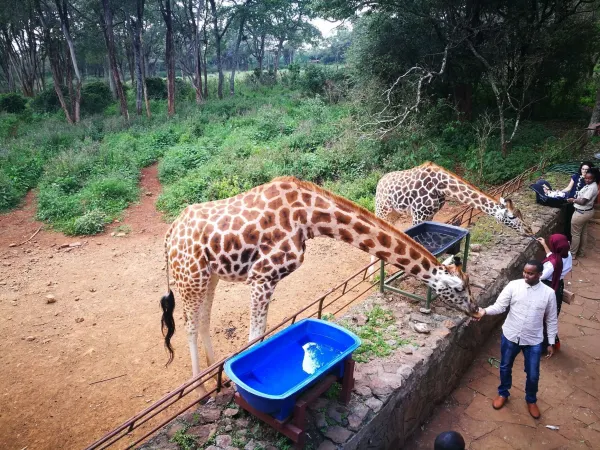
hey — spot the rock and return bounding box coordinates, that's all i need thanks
[214,389,234,406]
[165,422,185,438]
[199,407,221,423]
[317,440,338,450]
[69,242,82,247]
[350,402,369,421]
[365,397,383,412]
[110,232,116,237]
[145,191,153,196]
[419,307,432,314]
[116,232,127,237]
[187,423,217,447]
[75,317,84,323]
[347,414,363,431]
[324,426,352,444]
[353,384,372,397]
[224,425,232,432]
[223,408,239,417]
[216,435,233,447]
[411,322,431,334]
[46,294,56,304]
[11,301,17,306]
[470,244,482,252]
[396,365,413,380]
[402,347,413,355]
[410,313,435,325]
[25,336,36,341]
[352,313,368,326]
[9,243,16,247]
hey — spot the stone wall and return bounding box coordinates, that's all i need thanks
[140,188,565,450]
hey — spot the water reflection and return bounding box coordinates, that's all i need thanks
[302,342,340,375]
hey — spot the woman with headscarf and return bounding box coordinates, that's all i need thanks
[537,234,572,351]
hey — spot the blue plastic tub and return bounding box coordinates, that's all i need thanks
[224,318,360,420]
[404,221,469,256]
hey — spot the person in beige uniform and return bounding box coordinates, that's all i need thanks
[568,167,599,259]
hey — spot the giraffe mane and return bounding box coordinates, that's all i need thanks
[271,176,440,265]
[419,161,500,204]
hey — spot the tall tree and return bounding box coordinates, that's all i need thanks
[35,0,73,123]
[159,0,175,115]
[208,0,234,99]
[54,0,82,122]
[101,0,129,120]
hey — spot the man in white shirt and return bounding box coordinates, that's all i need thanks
[473,260,558,419]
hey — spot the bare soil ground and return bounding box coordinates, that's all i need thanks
[0,166,462,450]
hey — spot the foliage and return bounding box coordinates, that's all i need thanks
[145,77,167,100]
[80,82,113,115]
[31,87,66,114]
[0,93,27,114]
[71,209,108,235]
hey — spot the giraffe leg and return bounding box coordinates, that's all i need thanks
[198,274,219,367]
[248,281,277,341]
[181,273,217,398]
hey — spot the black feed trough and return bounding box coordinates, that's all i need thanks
[404,221,469,256]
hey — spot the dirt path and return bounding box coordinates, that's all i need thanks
[0,167,462,450]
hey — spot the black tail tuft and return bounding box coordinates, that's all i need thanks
[160,290,176,366]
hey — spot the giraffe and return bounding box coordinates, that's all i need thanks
[160,176,478,393]
[374,162,533,233]
[367,162,533,279]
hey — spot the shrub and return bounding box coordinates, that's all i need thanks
[70,209,107,235]
[301,65,328,96]
[31,87,66,114]
[0,93,27,114]
[145,77,167,100]
[81,81,113,116]
[0,171,21,211]
[175,78,194,101]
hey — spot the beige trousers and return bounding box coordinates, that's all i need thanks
[570,209,594,256]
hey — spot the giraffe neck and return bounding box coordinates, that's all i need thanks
[434,167,500,217]
[299,186,442,286]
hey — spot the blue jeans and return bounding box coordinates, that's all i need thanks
[499,334,542,404]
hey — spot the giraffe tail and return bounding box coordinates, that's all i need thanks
[161,222,176,366]
[160,290,176,366]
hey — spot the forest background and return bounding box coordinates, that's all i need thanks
[1,0,600,235]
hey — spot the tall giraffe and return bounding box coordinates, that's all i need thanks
[375,162,533,233]
[160,177,477,391]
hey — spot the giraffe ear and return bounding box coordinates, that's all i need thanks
[499,197,506,206]
[453,256,463,271]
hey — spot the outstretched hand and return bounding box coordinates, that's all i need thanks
[546,345,554,358]
[471,308,486,322]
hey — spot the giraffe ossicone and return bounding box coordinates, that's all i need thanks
[160,176,479,391]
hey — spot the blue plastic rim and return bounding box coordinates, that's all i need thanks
[404,221,469,256]
[224,318,360,417]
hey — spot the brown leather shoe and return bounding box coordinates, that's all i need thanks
[528,402,541,419]
[493,395,507,410]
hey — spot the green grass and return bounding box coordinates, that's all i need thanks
[0,71,587,233]
[340,305,412,363]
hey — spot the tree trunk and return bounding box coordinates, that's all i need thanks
[160,0,175,116]
[55,0,81,122]
[274,38,284,80]
[201,19,208,99]
[101,0,129,121]
[130,0,146,116]
[208,0,224,99]
[229,14,246,96]
[588,85,600,137]
[258,32,266,74]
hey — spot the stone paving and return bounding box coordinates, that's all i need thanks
[404,222,600,450]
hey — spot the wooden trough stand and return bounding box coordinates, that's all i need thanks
[233,358,356,449]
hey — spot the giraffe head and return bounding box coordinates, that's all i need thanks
[494,197,533,235]
[431,256,479,316]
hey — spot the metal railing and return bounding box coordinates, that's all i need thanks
[86,259,387,450]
